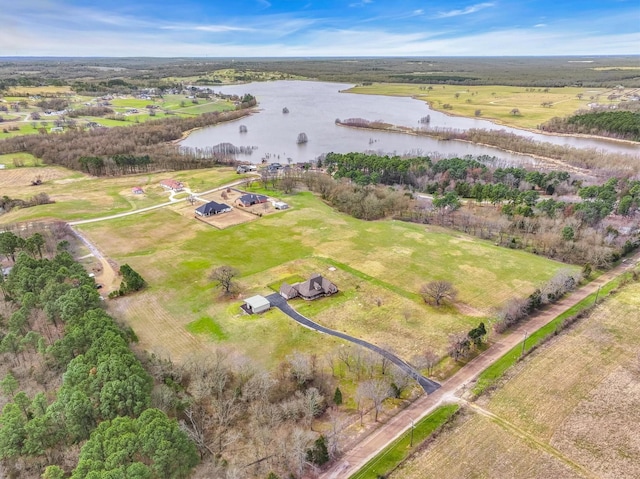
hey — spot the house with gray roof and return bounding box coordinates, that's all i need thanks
[195,201,231,217]
[279,274,338,301]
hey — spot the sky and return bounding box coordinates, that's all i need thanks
[1,0,639,57]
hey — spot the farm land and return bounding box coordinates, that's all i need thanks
[0,159,242,223]
[54,170,577,370]
[348,83,630,129]
[393,278,640,479]
[0,85,237,140]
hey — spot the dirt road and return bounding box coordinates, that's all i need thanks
[322,253,640,479]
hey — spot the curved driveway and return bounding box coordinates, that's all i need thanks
[265,293,440,394]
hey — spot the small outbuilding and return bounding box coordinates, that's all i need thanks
[242,295,271,314]
[132,186,144,194]
[273,201,289,210]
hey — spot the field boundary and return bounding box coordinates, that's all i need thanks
[472,266,638,396]
[348,404,459,479]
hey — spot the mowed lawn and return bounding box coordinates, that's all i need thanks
[0,165,241,224]
[79,189,571,364]
[394,279,640,479]
[348,83,619,129]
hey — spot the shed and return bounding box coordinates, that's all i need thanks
[242,295,271,314]
[273,201,289,210]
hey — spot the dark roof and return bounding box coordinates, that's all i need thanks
[294,274,338,299]
[196,201,230,215]
[279,282,299,298]
[238,193,268,204]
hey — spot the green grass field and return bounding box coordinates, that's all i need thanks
[76,187,574,365]
[348,84,619,129]
[350,404,459,479]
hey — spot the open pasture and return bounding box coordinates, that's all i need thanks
[78,189,571,364]
[0,165,240,224]
[393,279,640,479]
[348,83,620,129]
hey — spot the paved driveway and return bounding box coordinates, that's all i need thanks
[265,293,440,394]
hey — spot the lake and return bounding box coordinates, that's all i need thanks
[180,81,639,166]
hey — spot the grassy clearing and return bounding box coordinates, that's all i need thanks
[348,83,618,129]
[473,271,627,396]
[398,277,640,479]
[0,152,41,168]
[267,274,305,291]
[0,166,239,224]
[350,404,459,479]
[186,316,228,341]
[78,190,571,364]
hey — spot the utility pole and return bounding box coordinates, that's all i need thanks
[409,416,415,447]
[521,330,528,357]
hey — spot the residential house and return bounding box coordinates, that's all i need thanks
[195,201,231,217]
[160,179,184,191]
[236,193,268,207]
[132,187,144,194]
[279,274,338,301]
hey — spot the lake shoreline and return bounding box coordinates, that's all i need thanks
[344,88,639,147]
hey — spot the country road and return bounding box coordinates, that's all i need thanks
[321,252,640,479]
[69,177,254,225]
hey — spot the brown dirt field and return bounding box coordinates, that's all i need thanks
[0,166,72,188]
[396,412,588,479]
[171,188,281,229]
[108,292,209,362]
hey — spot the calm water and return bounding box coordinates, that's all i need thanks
[181,81,639,165]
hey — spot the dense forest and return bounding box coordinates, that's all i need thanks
[1,57,639,90]
[541,106,640,141]
[0,236,199,478]
[0,109,255,175]
[274,153,640,267]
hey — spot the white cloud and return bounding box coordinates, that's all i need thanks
[435,2,495,18]
[534,23,547,27]
[162,24,253,33]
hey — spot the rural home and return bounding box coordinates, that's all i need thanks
[160,179,184,191]
[132,187,144,194]
[236,193,268,207]
[241,295,271,314]
[195,201,232,217]
[279,274,338,301]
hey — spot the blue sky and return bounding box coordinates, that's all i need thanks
[2,0,639,56]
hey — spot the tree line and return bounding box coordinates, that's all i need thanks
[0,109,253,176]
[269,155,639,267]
[541,108,640,142]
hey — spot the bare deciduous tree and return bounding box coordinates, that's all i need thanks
[357,378,391,422]
[210,265,240,295]
[420,280,457,306]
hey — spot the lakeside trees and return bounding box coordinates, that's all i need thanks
[541,107,640,142]
[0,109,254,176]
